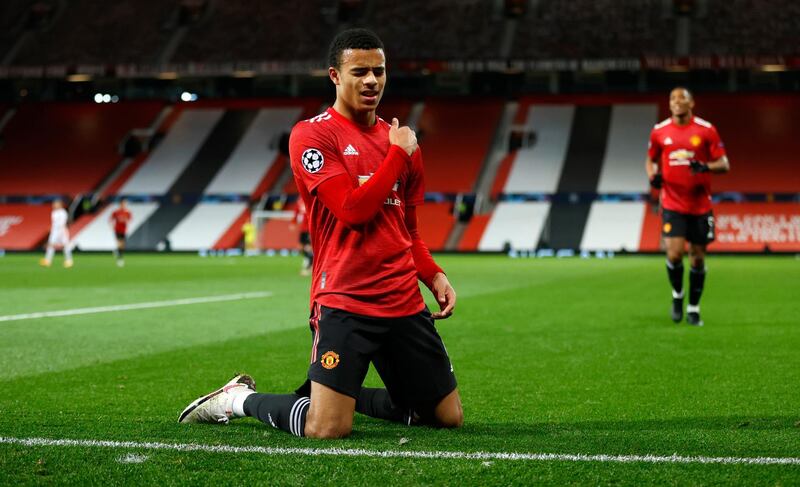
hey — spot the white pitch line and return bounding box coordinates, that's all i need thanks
[0,292,273,323]
[0,437,798,466]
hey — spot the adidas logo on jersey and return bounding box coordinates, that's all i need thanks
[343,144,359,156]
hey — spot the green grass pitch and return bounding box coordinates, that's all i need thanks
[0,253,798,485]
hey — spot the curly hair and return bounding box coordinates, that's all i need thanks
[327,28,384,69]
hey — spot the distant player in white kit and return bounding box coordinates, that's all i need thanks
[40,199,74,268]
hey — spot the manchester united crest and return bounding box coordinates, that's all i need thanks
[321,351,340,369]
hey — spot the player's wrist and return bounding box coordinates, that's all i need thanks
[422,269,446,289]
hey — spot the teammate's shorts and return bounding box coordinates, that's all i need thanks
[115,231,126,240]
[47,230,70,246]
[299,231,311,246]
[298,303,457,410]
[662,209,715,245]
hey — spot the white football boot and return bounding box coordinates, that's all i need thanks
[178,374,256,424]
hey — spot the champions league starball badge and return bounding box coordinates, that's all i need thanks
[301,148,324,173]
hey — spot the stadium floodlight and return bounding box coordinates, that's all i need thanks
[180,92,198,102]
[66,74,92,82]
[111,95,119,103]
[102,94,111,103]
[93,93,103,103]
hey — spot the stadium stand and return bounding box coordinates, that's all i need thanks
[457,212,492,251]
[365,0,505,60]
[580,201,646,252]
[70,100,315,251]
[0,0,34,60]
[2,0,799,69]
[416,99,503,194]
[680,95,800,193]
[167,202,248,250]
[512,0,675,59]
[478,202,550,251]
[0,101,164,196]
[502,104,574,193]
[205,107,303,195]
[13,0,176,65]
[463,93,799,253]
[173,0,336,63]
[119,108,224,195]
[0,203,51,250]
[416,203,455,251]
[596,104,658,193]
[691,0,800,55]
[2,93,798,253]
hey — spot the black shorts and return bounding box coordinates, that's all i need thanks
[115,232,126,240]
[662,209,715,245]
[298,304,457,410]
[299,231,310,246]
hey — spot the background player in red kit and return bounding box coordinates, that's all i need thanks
[646,87,730,326]
[110,199,132,267]
[290,197,313,276]
[179,29,462,438]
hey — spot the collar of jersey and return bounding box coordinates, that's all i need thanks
[328,107,382,133]
[670,115,695,129]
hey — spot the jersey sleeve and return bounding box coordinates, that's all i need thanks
[707,125,727,160]
[647,128,661,162]
[289,122,347,194]
[405,206,444,289]
[404,147,425,207]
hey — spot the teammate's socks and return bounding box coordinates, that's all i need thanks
[243,393,310,437]
[666,260,684,297]
[356,387,409,424]
[45,246,55,263]
[689,266,706,306]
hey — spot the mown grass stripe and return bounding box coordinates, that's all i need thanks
[0,292,273,323]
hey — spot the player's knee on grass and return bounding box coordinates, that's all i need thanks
[432,390,463,429]
[304,382,355,438]
[304,414,353,439]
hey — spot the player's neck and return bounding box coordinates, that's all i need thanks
[332,100,376,127]
[672,112,692,126]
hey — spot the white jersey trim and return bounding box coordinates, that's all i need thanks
[693,117,712,128]
[654,118,671,129]
[306,112,332,124]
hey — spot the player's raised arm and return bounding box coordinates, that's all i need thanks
[300,120,414,229]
